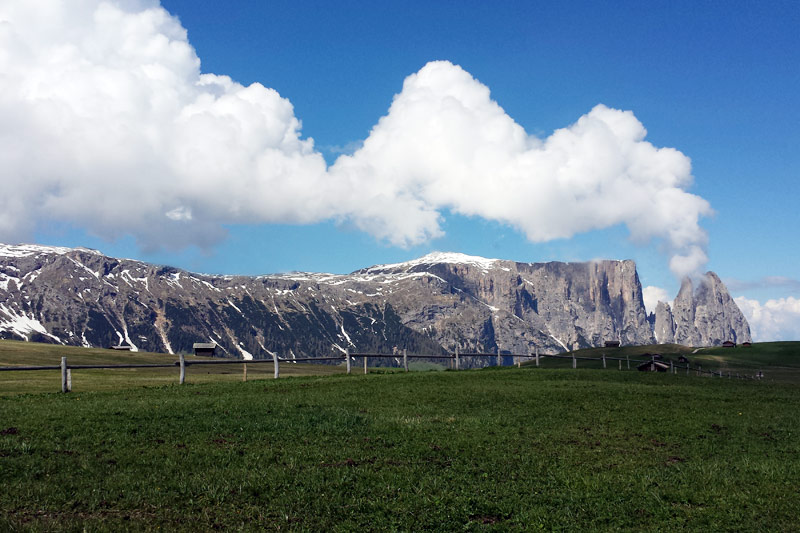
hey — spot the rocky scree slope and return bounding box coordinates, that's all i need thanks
[0,245,749,360]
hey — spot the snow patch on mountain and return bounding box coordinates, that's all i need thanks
[0,244,100,258]
[0,303,61,343]
[364,251,502,274]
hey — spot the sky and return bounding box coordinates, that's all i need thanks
[1,0,798,340]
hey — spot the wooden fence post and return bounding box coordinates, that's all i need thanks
[61,356,68,393]
[242,362,247,382]
[535,347,539,367]
[455,347,460,371]
[346,348,351,375]
[272,351,279,379]
[602,353,607,369]
[572,354,577,369]
[179,353,186,384]
[363,355,368,375]
[626,355,630,370]
[496,347,501,367]
[618,359,622,370]
[670,361,674,374]
[403,349,408,372]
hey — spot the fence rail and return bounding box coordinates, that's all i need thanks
[0,347,761,393]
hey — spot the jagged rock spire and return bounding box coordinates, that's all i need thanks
[654,273,751,346]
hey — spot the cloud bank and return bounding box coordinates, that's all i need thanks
[0,0,711,277]
[735,297,800,342]
[642,286,669,315]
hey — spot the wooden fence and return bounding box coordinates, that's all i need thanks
[0,348,761,393]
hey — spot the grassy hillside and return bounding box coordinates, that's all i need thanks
[554,342,800,382]
[0,340,346,395]
[693,342,800,375]
[2,368,798,531]
[567,343,696,358]
[4,339,799,395]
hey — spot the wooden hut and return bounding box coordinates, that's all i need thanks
[637,360,670,372]
[604,340,621,348]
[193,342,217,357]
[722,340,736,348]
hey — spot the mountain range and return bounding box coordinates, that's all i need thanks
[0,244,750,359]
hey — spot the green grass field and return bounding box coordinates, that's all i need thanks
[3,340,798,396]
[557,342,800,382]
[2,362,800,530]
[2,340,799,531]
[0,340,347,396]
[691,342,800,382]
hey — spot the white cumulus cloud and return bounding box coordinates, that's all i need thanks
[0,1,712,278]
[642,286,669,315]
[735,296,800,342]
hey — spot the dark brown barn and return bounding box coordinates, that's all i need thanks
[604,341,621,348]
[722,340,736,348]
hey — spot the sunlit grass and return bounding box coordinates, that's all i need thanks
[2,366,798,531]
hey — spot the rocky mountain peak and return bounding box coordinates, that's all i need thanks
[655,271,751,346]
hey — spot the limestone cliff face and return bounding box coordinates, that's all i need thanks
[672,278,700,345]
[0,244,747,358]
[654,273,751,346]
[653,301,675,343]
[353,254,655,354]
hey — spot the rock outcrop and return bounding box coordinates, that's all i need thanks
[652,301,675,343]
[654,273,751,346]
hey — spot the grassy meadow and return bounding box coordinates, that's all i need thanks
[560,342,800,382]
[2,339,800,531]
[0,340,346,396]
[692,342,800,382]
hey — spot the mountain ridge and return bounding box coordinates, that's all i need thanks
[0,244,750,360]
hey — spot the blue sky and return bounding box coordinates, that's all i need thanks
[2,1,798,339]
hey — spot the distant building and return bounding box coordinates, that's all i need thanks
[109,345,131,351]
[722,341,736,348]
[637,360,670,372]
[742,341,752,347]
[677,355,689,364]
[604,341,621,348]
[193,342,217,357]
